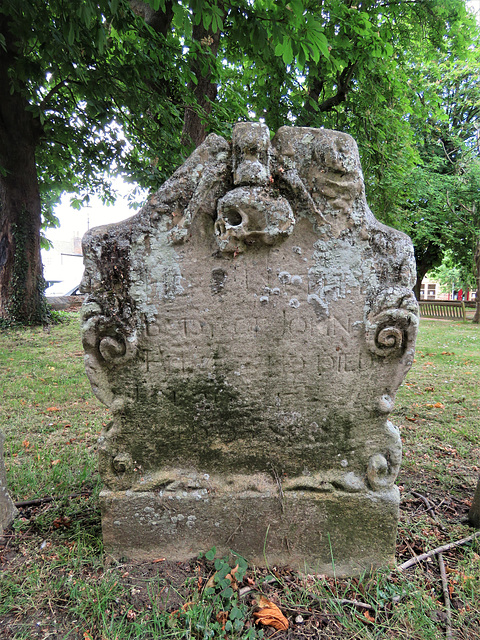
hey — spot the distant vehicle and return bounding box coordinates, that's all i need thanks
[45,282,83,297]
[45,283,84,310]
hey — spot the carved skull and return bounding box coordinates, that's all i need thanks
[214,186,295,253]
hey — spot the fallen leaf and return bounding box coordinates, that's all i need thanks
[51,459,61,466]
[169,602,194,619]
[363,610,375,623]
[53,516,71,528]
[153,558,165,563]
[216,611,229,630]
[46,406,60,412]
[205,573,216,589]
[433,402,444,409]
[253,595,289,631]
[226,563,239,590]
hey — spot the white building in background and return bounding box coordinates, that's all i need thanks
[419,275,477,302]
[42,234,84,295]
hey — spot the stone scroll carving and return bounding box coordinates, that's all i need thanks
[81,123,418,574]
[0,430,17,537]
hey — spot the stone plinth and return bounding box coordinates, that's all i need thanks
[81,124,418,574]
[1,430,17,536]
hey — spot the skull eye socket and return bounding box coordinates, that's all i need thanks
[224,209,243,226]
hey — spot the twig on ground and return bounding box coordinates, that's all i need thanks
[14,490,92,509]
[438,553,453,640]
[397,531,480,571]
[411,491,436,518]
[324,598,375,612]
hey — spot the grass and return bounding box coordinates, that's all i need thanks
[0,314,479,639]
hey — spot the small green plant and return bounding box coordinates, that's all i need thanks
[167,548,263,639]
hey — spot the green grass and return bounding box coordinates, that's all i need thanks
[394,319,480,494]
[1,315,106,500]
[0,314,479,639]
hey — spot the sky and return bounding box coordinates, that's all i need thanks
[45,179,147,247]
[42,179,148,291]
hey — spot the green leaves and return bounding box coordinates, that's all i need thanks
[275,37,294,66]
[205,546,216,561]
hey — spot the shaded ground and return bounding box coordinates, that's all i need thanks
[1,465,479,640]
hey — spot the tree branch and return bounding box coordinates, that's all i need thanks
[445,190,470,227]
[397,531,480,571]
[39,79,68,109]
[438,553,453,640]
[129,0,174,37]
[317,61,357,113]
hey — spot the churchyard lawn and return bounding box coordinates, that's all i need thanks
[0,313,479,639]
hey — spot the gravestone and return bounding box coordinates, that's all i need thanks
[0,430,17,536]
[81,123,418,575]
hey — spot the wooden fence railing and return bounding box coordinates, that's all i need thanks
[419,300,466,321]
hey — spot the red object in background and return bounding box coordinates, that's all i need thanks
[458,289,463,300]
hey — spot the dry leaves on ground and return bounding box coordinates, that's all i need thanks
[252,594,289,631]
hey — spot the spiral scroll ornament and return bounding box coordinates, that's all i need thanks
[99,335,127,362]
[365,308,418,358]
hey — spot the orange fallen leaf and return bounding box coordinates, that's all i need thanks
[169,602,193,619]
[205,563,240,591]
[253,595,289,631]
[51,459,61,466]
[433,402,444,409]
[363,610,375,624]
[46,406,60,412]
[153,558,165,563]
[226,563,239,590]
[216,611,229,630]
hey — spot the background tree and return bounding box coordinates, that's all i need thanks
[380,37,480,300]
[1,0,478,324]
[0,0,186,324]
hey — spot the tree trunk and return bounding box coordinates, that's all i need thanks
[0,14,47,324]
[181,15,223,149]
[414,263,430,301]
[469,475,480,528]
[129,0,174,37]
[413,245,444,300]
[472,238,480,324]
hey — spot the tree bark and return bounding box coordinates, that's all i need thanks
[0,13,46,324]
[468,475,480,528]
[181,15,223,149]
[129,0,174,37]
[472,238,480,324]
[413,245,444,300]
[297,61,357,126]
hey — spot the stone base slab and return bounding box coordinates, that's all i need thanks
[100,484,399,575]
